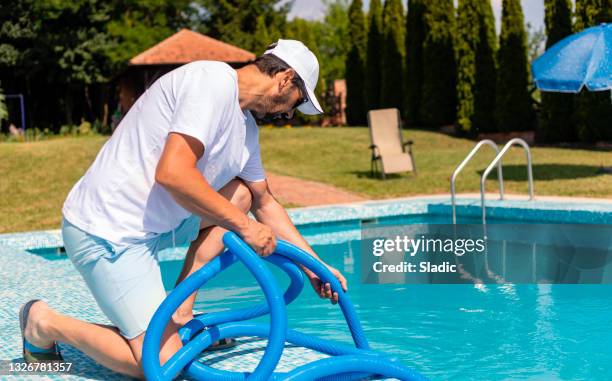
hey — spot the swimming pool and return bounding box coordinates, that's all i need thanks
[1,196,611,380]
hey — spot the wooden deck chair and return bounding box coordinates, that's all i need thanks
[367,108,416,179]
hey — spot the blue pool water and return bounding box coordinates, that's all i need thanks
[158,215,612,381]
[2,197,611,380]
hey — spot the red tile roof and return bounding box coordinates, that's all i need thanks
[129,29,255,65]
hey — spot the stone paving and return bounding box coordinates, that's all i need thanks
[266,173,366,206]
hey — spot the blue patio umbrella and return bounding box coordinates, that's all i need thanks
[532,23,611,95]
[532,23,611,173]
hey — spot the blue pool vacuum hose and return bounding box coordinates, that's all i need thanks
[142,231,427,381]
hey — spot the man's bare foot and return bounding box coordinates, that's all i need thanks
[23,300,55,349]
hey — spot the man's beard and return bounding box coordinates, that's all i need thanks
[257,92,294,123]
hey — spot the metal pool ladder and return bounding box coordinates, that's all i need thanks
[480,138,534,224]
[451,138,535,224]
[451,139,504,224]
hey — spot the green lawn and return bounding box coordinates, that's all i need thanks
[259,127,611,198]
[1,128,610,233]
[0,136,109,233]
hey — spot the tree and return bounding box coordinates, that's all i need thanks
[573,0,612,142]
[315,0,350,85]
[0,83,7,123]
[253,15,271,55]
[420,0,457,126]
[456,0,497,133]
[345,0,367,125]
[365,0,384,111]
[0,0,194,130]
[575,0,611,30]
[538,0,575,142]
[380,0,405,112]
[198,0,289,54]
[285,18,321,60]
[106,0,192,70]
[404,0,426,125]
[495,0,533,132]
[0,0,115,128]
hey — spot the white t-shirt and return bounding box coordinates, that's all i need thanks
[62,61,265,244]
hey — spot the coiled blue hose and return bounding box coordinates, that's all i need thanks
[142,231,428,381]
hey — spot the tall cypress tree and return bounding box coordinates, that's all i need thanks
[420,0,457,126]
[253,16,271,54]
[605,0,612,20]
[380,0,405,112]
[405,0,426,125]
[456,0,478,132]
[538,0,575,142]
[575,0,612,29]
[0,83,7,123]
[345,0,368,125]
[573,0,612,142]
[495,0,533,132]
[456,0,497,133]
[366,0,384,111]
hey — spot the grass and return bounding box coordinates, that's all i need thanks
[259,127,612,198]
[0,136,109,233]
[1,128,610,233]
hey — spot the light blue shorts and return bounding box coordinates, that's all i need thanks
[61,215,202,339]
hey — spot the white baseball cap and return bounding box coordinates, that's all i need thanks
[264,39,324,115]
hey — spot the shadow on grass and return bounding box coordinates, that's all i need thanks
[477,164,607,181]
[350,171,417,180]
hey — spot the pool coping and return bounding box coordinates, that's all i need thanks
[1,194,611,251]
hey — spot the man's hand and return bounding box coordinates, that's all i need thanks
[239,219,277,256]
[242,179,348,303]
[306,265,348,305]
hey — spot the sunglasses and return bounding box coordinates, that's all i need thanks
[292,77,309,110]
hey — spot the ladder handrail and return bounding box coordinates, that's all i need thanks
[480,138,534,225]
[451,139,504,224]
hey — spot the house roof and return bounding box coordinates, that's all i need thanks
[129,29,255,65]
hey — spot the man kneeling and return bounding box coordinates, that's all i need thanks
[19,40,347,379]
